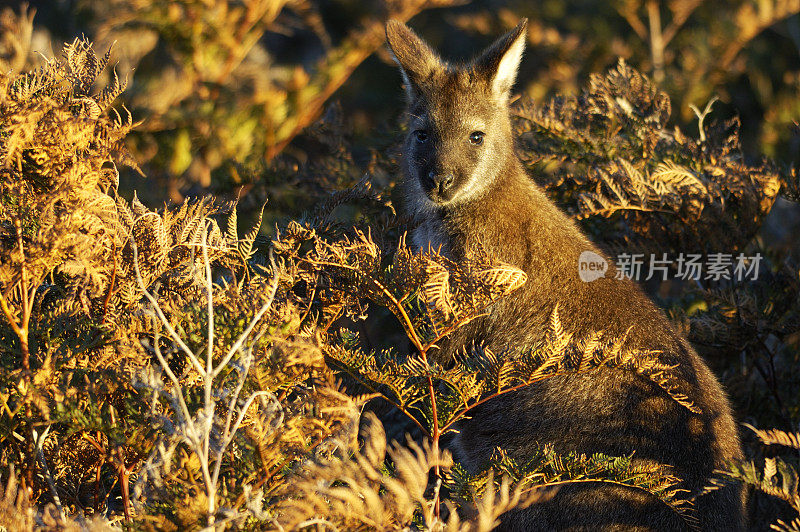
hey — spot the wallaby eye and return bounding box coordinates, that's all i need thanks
[469,131,485,145]
[414,130,428,143]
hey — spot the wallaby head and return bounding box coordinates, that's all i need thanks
[386,19,527,210]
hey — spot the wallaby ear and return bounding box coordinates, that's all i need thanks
[475,19,528,99]
[386,19,444,99]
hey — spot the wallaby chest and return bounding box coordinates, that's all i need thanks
[410,214,450,255]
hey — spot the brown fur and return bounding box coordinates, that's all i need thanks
[385,19,745,531]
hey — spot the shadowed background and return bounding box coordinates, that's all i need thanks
[8,0,800,227]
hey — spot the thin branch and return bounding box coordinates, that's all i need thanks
[522,478,692,521]
[212,254,280,376]
[211,351,262,491]
[615,5,648,41]
[293,254,424,353]
[427,372,442,518]
[33,425,64,522]
[226,390,277,449]
[662,0,702,46]
[424,310,491,353]
[440,366,605,433]
[200,225,217,525]
[647,0,665,83]
[0,291,23,337]
[151,329,196,443]
[101,238,117,324]
[131,235,207,377]
[331,362,428,435]
[575,205,673,220]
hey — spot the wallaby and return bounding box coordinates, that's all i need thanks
[385,19,745,531]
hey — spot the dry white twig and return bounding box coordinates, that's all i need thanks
[130,216,281,527]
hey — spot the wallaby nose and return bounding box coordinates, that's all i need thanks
[428,170,454,194]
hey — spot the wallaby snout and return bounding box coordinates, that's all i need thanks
[424,170,455,197]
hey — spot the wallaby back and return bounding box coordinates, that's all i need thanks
[385,19,745,531]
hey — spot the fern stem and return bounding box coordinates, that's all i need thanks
[440,366,607,433]
[101,239,117,324]
[521,478,695,526]
[10,219,35,493]
[329,361,428,434]
[427,371,442,519]
[293,255,425,352]
[647,0,665,83]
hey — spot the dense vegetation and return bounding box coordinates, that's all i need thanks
[0,1,799,530]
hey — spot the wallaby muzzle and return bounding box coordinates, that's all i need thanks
[423,170,455,199]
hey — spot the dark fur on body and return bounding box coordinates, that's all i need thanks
[385,19,745,531]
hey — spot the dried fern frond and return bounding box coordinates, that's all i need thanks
[745,425,800,450]
[716,459,799,512]
[514,59,781,253]
[772,517,800,532]
[0,467,33,530]
[278,413,544,532]
[277,420,451,531]
[709,425,800,529]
